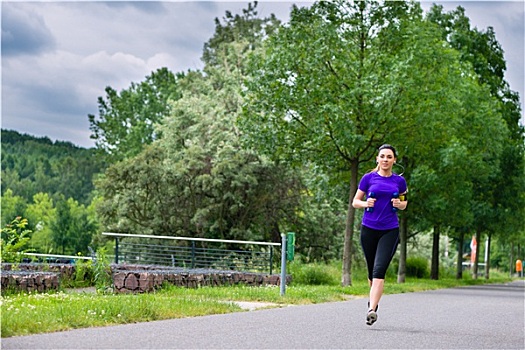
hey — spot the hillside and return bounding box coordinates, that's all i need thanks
[1,129,106,206]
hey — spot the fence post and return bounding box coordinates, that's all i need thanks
[191,241,196,269]
[280,233,287,296]
[115,237,119,264]
[269,246,273,275]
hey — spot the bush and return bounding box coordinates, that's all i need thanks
[0,217,32,263]
[73,258,95,288]
[405,256,429,278]
[94,247,113,292]
[288,261,340,285]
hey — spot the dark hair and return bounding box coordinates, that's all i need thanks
[378,144,397,158]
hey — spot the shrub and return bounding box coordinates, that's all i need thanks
[405,256,429,278]
[0,217,32,263]
[74,258,95,287]
[94,247,113,293]
[289,261,340,285]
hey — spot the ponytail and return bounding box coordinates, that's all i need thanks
[367,163,380,173]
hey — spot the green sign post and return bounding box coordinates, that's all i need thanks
[286,232,295,261]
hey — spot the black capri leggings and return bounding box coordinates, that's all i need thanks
[360,225,399,280]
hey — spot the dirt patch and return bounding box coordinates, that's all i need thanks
[232,301,281,311]
[65,287,97,294]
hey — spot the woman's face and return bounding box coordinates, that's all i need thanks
[377,149,396,170]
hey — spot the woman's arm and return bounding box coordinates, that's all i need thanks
[353,189,375,209]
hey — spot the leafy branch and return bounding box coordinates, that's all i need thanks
[0,216,32,263]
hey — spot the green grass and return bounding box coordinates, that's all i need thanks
[1,266,515,338]
[1,289,242,337]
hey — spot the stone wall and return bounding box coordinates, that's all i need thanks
[1,271,60,293]
[112,266,290,293]
[1,263,75,294]
[2,263,76,279]
[1,263,290,294]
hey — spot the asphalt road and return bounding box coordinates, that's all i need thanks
[2,280,523,349]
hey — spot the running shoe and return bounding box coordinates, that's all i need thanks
[366,308,377,326]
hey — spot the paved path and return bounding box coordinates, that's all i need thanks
[3,280,523,349]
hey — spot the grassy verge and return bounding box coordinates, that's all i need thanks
[1,267,515,338]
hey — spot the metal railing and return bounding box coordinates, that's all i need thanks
[102,232,281,274]
[22,253,93,263]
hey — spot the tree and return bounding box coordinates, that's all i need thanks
[88,67,181,163]
[158,64,308,243]
[96,3,343,260]
[427,4,525,279]
[99,6,285,237]
[68,198,97,255]
[1,189,28,227]
[202,1,281,69]
[95,144,182,235]
[50,197,96,255]
[25,192,55,253]
[97,50,305,243]
[50,197,72,255]
[407,72,506,280]
[240,0,481,285]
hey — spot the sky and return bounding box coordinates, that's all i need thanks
[1,1,524,149]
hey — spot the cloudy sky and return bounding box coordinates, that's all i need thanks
[2,1,524,148]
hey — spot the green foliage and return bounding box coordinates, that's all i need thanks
[489,236,525,272]
[58,257,95,289]
[49,197,97,256]
[1,130,104,256]
[1,129,105,207]
[0,217,32,263]
[0,189,27,228]
[240,0,475,285]
[93,248,113,293]
[74,259,94,287]
[241,0,437,168]
[24,193,55,253]
[94,5,334,247]
[424,3,525,278]
[2,1,521,273]
[88,67,181,163]
[404,256,430,278]
[285,194,345,263]
[0,190,100,257]
[288,261,340,286]
[202,1,281,69]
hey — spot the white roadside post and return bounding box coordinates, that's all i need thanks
[280,233,287,296]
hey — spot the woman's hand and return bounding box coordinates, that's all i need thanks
[391,198,407,210]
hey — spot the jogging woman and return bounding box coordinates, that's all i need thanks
[352,144,408,326]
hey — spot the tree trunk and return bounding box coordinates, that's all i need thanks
[397,215,408,283]
[485,232,492,280]
[509,242,514,278]
[456,230,464,279]
[270,222,281,243]
[430,224,440,280]
[342,160,359,286]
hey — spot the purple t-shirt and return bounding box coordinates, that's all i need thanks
[358,172,407,230]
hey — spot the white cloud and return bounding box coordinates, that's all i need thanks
[145,53,180,74]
